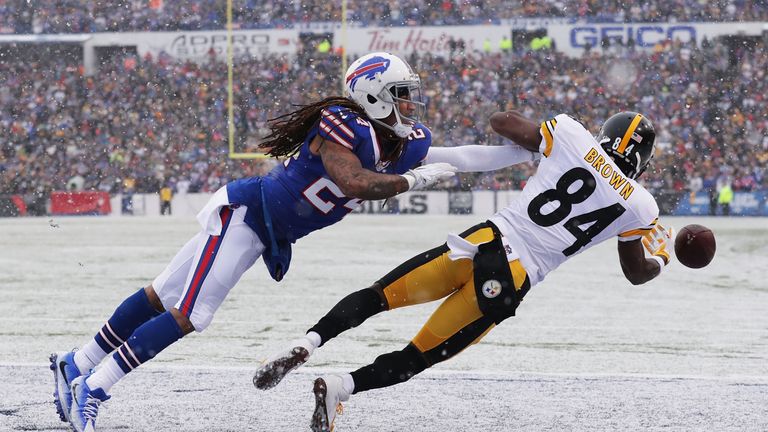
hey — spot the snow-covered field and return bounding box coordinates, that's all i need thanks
[1,215,766,431]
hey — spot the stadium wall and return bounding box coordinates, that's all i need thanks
[3,191,764,217]
[2,20,756,73]
[341,22,767,57]
[673,191,768,216]
[96,191,767,218]
[104,191,523,217]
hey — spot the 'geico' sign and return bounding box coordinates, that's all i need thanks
[570,25,696,48]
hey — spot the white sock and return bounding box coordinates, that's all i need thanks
[73,341,108,374]
[305,331,322,349]
[340,373,354,398]
[85,357,126,394]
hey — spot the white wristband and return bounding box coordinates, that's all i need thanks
[649,255,667,272]
[400,173,415,190]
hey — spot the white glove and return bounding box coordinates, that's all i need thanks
[401,163,458,191]
[642,223,674,270]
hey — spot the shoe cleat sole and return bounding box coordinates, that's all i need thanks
[49,353,68,423]
[253,346,309,390]
[310,378,331,432]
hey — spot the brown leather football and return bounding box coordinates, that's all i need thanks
[674,224,716,268]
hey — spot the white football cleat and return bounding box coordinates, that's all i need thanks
[69,374,110,432]
[253,337,315,390]
[311,375,350,432]
[50,350,82,423]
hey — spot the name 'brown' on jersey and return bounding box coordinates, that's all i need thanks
[489,114,659,286]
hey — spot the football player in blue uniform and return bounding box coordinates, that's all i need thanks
[50,52,533,432]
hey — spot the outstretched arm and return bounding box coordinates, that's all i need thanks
[489,110,542,152]
[423,109,545,172]
[617,239,662,285]
[618,223,673,285]
[316,136,455,200]
[425,144,539,173]
[318,136,408,200]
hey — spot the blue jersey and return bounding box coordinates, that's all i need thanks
[226,105,431,279]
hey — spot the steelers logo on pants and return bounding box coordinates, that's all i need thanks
[481,279,502,299]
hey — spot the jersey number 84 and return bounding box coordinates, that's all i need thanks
[528,167,625,256]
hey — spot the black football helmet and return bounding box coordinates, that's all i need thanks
[596,112,656,180]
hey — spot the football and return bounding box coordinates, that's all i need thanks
[674,224,716,268]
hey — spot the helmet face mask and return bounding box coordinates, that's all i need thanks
[635,155,653,179]
[596,112,656,180]
[386,81,425,121]
[345,52,425,138]
[375,81,426,137]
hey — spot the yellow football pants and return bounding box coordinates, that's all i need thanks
[376,224,528,360]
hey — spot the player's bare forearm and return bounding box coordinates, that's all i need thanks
[354,172,410,200]
[617,240,661,285]
[621,258,661,285]
[320,140,409,199]
[489,110,541,152]
[328,151,409,199]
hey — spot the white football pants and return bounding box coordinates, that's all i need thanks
[152,205,264,331]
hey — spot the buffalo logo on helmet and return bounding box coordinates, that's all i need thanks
[346,56,391,92]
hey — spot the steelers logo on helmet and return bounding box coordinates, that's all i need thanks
[596,111,656,180]
[344,52,426,138]
[481,279,503,299]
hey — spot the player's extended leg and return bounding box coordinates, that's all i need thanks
[67,206,263,432]
[311,237,530,431]
[49,230,202,423]
[253,223,493,391]
[349,258,528,393]
[308,276,491,432]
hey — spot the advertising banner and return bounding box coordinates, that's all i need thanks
[448,191,473,215]
[672,191,767,216]
[86,29,299,62]
[340,25,512,56]
[50,191,112,215]
[353,192,445,215]
[546,22,766,57]
[0,195,27,217]
[81,21,767,64]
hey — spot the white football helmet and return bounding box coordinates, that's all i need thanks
[344,52,425,138]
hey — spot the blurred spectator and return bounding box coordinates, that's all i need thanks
[160,184,173,215]
[1,37,766,200]
[702,168,719,216]
[718,179,734,216]
[67,174,85,191]
[499,36,512,53]
[1,1,767,34]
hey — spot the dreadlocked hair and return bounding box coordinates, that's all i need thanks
[259,96,367,158]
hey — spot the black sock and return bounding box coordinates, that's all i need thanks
[308,287,386,347]
[350,344,428,394]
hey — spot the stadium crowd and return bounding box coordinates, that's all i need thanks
[1,36,766,208]
[1,0,767,34]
